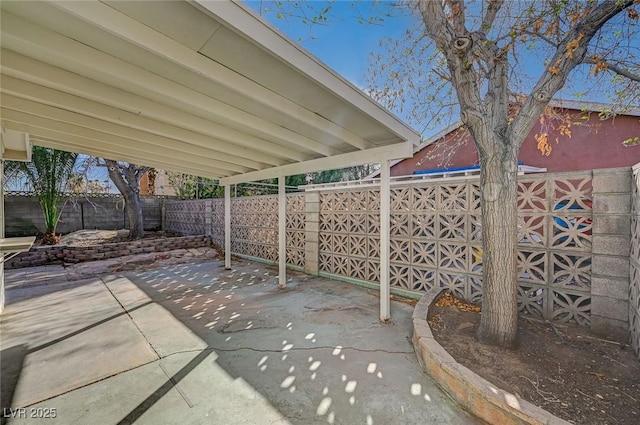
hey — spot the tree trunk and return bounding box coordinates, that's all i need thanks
[477,150,520,348]
[106,160,146,240]
[124,191,144,239]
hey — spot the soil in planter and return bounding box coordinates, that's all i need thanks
[429,293,640,425]
[57,229,179,246]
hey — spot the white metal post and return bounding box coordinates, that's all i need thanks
[379,160,391,322]
[224,184,231,270]
[278,176,286,288]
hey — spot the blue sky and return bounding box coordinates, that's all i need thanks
[245,1,639,128]
[245,1,417,89]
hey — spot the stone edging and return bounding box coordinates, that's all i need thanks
[6,235,211,269]
[412,288,571,425]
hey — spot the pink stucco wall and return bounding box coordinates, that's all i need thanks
[392,109,639,176]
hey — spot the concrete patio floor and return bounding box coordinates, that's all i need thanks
[1,259,480,424]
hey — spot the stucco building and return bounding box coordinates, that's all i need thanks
[389,101,639,177]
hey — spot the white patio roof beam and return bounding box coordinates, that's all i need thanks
[3,120,230,177]
[220,143,413,185]
[1,106,254,173]
[29,136,227,179]
[1,92,273,171]
[1,12,343,157]
[0,112,247,177]
[1,50,311,163]
[2,83,287,170]
[1,75,289,168]
[49,0,371,151]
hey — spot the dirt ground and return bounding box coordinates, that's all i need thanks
[429,293,640,425]
[57,229,178,246]
[16,229,221,282]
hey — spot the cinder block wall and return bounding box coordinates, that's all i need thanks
[629,164,640,359]
[590,168,632,340]
[5,194,166,236]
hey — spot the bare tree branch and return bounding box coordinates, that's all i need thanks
[520,30,559,48]
[418,0,487,142]
[582,57,640,82]
[509,0,635,148]
[481,0,504,32]
[447,0,467,34]
[417,0,455,46]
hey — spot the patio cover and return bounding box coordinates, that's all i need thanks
[0,0,420,318]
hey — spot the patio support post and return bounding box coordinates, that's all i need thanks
[380,160,391,322]
[224,184,231,270]
[278,176,286,288]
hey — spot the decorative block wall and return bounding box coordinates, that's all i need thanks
[230,195,279,261]
[170,195,305,267]
[165,199,207,236]
[319,189,382,284]
[516,174,595,326]
[164,168,634,337]
[315,171,604,327]
[286,194,306,267]
[211,199,225,248]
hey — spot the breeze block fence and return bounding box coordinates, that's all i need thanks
[165,167,638,353]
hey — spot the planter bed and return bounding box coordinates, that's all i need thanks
[6,235,211,269]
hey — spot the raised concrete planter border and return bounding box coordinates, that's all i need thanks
[412,288,571,425]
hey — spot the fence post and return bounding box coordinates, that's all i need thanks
[304,191,320,276]
[205,199,213,236]
[161,198,166,232]
[630,163,640,359]
[590,167,632,341]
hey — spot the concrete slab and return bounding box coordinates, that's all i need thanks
[5,360,186,425]
[124,260,480,424]
[101,275,154,310]
[1,259,480,424]
[1,280,158,409]
[157,351,292,424]
[7,351,292,425]
[5,266,71,290]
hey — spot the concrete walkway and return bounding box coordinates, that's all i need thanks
[1,260,479,424]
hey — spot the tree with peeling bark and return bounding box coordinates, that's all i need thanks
[411,0,639,348]
[104,160,149,240]
[257,0,640,347]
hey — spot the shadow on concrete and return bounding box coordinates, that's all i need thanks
[116,350,210,425]
[26,300,153,354]
[0,344,27,425]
